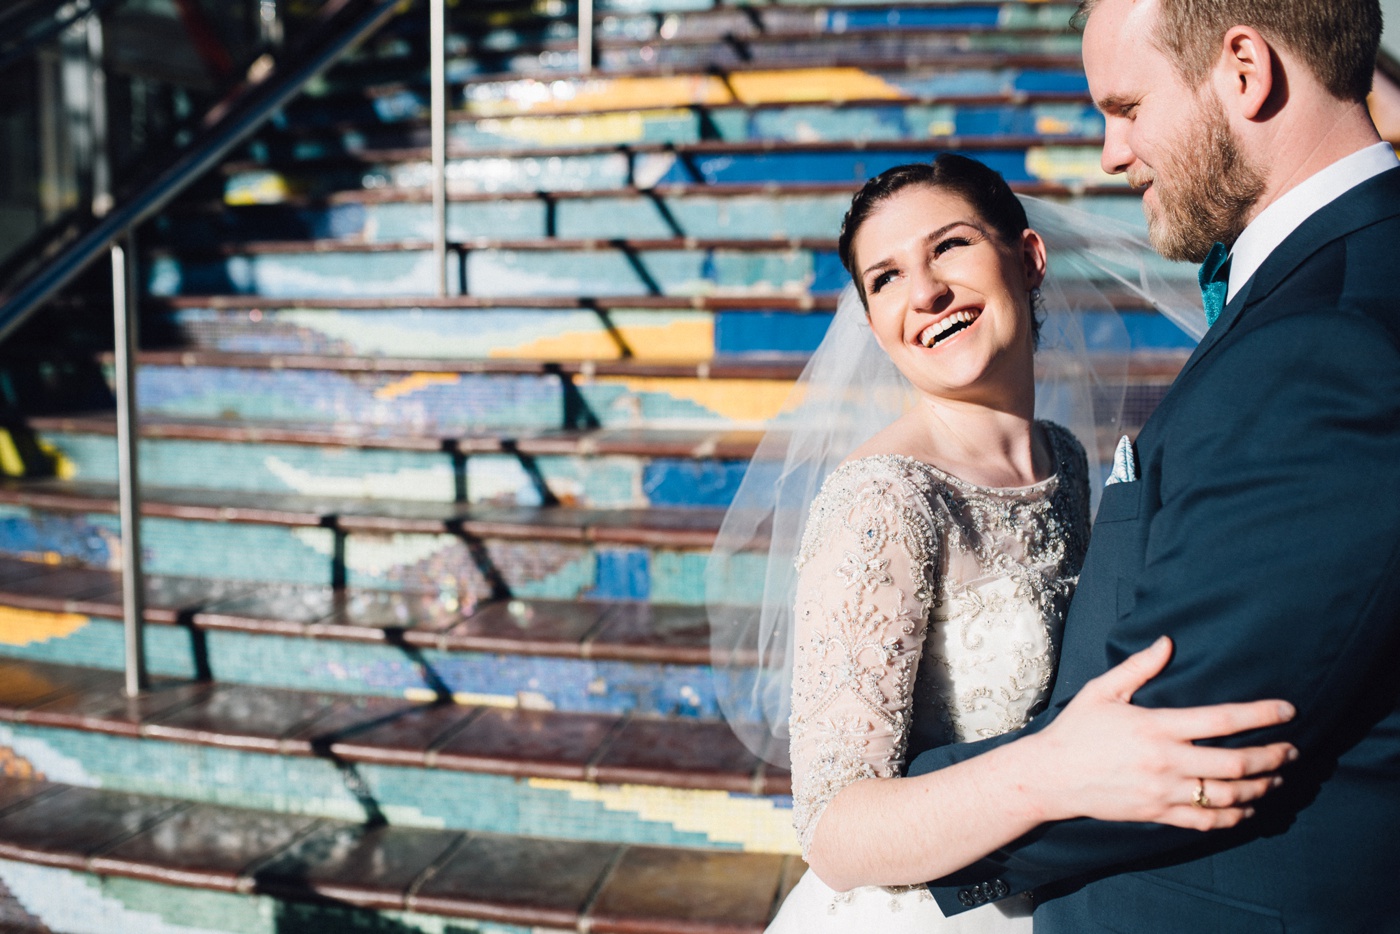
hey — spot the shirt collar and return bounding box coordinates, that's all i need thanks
[1227,142,1399,301]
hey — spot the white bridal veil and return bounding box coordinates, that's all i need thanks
[706,197,1206,767]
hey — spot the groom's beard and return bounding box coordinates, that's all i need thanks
[1133,93,1266,264]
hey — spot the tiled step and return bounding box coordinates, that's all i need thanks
[0,660,791,852]
[144,234,1191,313]
[590,2,1079,43]
[0,565,746,719]
[332,31,1084,89]
[115,343,1185,434]
[146,236,852,300]
[0,479,754,604]
[0,555,723,665]
[161,187,1148,257]
[221,138,1117,203]
[0,658,785,795]
[409,64,1092,122]
[31,414,764,459]
[34,416,759,509]
[0,479,729,547]
[125,351,807,382]
[259,99,1106,159]
[0,778,801,933]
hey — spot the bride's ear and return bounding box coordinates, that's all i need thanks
[1021,229,1048,290]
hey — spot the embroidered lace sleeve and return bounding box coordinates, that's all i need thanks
[788,458,941,856]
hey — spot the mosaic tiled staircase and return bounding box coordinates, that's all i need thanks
[0,2,1194,932]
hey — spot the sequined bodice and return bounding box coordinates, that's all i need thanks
[788,422,1090,854]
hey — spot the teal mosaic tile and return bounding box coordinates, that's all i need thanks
[0,725,785,851]
[0,860,536,934]
[148,251,463,300]
[371,200,548,242]
[48,435,458,503]
[137,367,569,432]
[0,615,733,717]
[153,306,715,362]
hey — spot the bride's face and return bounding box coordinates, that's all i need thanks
[851,185,1046,405]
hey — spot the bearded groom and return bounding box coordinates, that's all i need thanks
[905,1,1400,930]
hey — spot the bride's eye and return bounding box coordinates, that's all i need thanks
[933,236,973,256]
[868,269,897,293]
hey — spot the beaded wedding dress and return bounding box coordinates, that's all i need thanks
[767,422,1091,933]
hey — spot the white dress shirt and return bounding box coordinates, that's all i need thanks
[1227,141,1400,301]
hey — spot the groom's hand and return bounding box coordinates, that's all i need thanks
[1025,637,1298,830]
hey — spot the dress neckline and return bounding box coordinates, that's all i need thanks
[840,421,1066,499]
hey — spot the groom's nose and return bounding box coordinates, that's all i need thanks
[1100,118,1136,176]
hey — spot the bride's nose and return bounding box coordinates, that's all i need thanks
[908,265,949,311]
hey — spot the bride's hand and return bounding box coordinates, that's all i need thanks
[1027,636,1297,830]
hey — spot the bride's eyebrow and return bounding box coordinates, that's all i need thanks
[860,220,982,280]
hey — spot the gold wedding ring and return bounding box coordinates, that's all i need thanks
[1192,779,1212,809]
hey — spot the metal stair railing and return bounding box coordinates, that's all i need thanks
[0,0,403,697]
[0,0,127,73]
[0,0,603,699]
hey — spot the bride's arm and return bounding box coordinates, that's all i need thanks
[791,467,1294,893]
[805,637,1295,891]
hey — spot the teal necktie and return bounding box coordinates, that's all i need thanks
[1199,241,1231,328]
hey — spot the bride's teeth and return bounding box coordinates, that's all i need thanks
[919,310,979,347]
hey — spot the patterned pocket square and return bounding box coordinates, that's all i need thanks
[1106,435,1138,486]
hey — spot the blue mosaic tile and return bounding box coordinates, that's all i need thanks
[0,725,786,851]
[589,548,650,601]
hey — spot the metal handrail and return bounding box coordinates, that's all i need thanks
[0,0,126,73]
[2,0,588,696]
[0,0,402,696]
[0,0,403,340]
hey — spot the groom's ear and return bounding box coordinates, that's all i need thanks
[1214,26,1275,122]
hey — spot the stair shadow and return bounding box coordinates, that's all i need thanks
[273,897,484,933]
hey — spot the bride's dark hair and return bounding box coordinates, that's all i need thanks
[837,153,1041,341]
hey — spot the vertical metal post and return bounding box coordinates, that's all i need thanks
[112,236,148,696]
[578,0,594,74]
[259,0,285,49]
[87,10,112,217]
[429,0,448,297]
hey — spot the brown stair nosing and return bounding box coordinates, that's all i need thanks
[373,48,1088,92]
[573,23,1076,50]
[26,414,767,460]
[0,559,740,666]
[120,349,1189,383]
[0,778,797,933]
[0,659,786,794]
[124,350,812,382]
[147,286,1173,317]
[321,178,1136,204]
[153,293,839,311]
[273,91,1097,141]
[0,479,731,545]
[221,133,1102,175]
[155,235,846,259]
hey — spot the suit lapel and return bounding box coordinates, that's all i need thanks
[1171,166,1400,386]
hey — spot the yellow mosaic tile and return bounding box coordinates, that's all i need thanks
[492,317,713,361]
[475,109,694,147]
[530,777,800,854]
[372,372,462,401]
[594,376,795,424]
[0,607,90,647]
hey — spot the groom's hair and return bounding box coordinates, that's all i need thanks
[1073,0,1382,103]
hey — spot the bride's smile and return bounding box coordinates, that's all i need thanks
[851,185,1046,407]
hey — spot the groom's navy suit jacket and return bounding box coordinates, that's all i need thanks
[909,167,1400,933]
